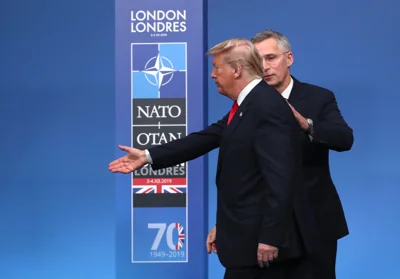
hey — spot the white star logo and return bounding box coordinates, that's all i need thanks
[142,53,176,89]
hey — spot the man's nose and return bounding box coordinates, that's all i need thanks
[263,60,270,72]
[210,71,216,78]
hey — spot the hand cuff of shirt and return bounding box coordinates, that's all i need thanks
[145,149,153,164]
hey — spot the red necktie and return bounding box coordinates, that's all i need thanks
[227,101,239,125]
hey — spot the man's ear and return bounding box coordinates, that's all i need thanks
[233,64,243,79]
[286,52,294,68]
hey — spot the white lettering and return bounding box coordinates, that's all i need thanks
[137,132,182,146]
[135,11,146,21]
[130,10,187,33]
[134,165,185,176]
[131,22,186,33]
[131,10,186,21]
[137,105,181,119]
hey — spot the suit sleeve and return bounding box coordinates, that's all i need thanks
[253,95,297,247]
[148,113,228,170]
[311,90,354,152]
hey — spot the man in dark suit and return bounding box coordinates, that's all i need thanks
[244,29,353,279]
[109,38,317,279]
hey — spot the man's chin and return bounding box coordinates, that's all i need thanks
[264,78,277,87]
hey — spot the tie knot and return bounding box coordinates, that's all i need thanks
[232,101,238,109]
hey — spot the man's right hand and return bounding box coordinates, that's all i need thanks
[108,145,147,173]
[206,226,217,254]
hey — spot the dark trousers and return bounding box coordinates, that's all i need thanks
[223,241,337,279]
[304,240,338,279]
[223,258,312,279]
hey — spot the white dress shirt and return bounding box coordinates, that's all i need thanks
[281,77,294,100]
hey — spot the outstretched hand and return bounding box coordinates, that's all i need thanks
[108,145,148,173]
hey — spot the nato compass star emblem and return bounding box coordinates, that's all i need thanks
[142,53,176,89]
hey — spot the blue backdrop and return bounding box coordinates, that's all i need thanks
[0,1,115,278]
[1,0,399,278]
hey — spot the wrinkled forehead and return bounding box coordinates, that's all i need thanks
[254,38,280,56]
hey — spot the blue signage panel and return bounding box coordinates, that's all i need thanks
[115,0,207,278]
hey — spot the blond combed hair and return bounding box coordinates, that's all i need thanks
[207,38,264,78]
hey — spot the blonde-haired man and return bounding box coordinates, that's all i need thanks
[109,38,310,279]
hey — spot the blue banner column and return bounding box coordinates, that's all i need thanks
[115,0,208,278]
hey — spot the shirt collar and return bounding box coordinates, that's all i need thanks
[281,77,294,99]
[237,78,262,106]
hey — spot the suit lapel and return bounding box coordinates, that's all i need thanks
[215,89,253,184]
[288,76,306,111]
[222,95,251,140]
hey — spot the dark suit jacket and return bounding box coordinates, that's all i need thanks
[149,80,318,268]
[288,76,354,242]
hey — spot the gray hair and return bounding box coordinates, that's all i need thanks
[251,30,292,52]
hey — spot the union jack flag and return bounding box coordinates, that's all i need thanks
[132,178,187,194]
[175,222,185,250]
